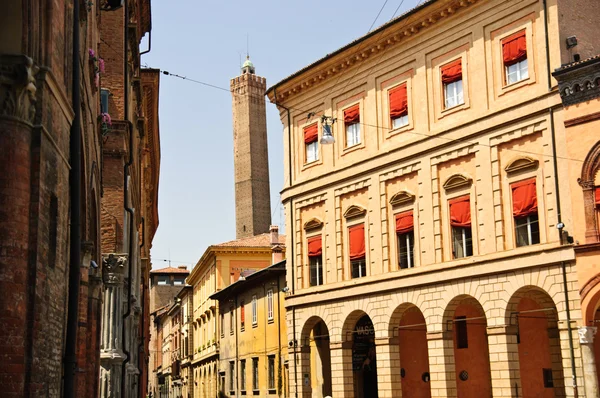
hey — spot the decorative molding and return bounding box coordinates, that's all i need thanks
[295,194,327,209]
[389,190,416,206]
[343,205,367,219]
[0,54,37,124]
[489,119,545,147]
[379,162,420,182]
[578,326,597,344]
[505,157,539,174]
[102,253,128,285]
[304,218,324,231]
[443,174,472,191]
[431,144,477,166]
[334,179,371,197]
[553,56,600,106]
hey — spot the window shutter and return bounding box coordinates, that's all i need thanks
[344,104,360,124]
[348,223,366,260]
[240,302,245,325]
[449,196,471,227]
[307,235,322,257]
[303,123,318,144]
[395,210,414,234]
[389,84,408,119]
[502,30,527,65]
[512,178,537,217]
[441,59,462,84]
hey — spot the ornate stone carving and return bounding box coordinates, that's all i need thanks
[578,326,597,344]
[553,56,600,106]
[0,54,37,123]
[102,253,128,285]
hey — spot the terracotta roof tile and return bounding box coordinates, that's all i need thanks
[214,232,286,248]
[150,266,190,274]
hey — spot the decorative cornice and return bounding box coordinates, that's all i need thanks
[0,54,37,124]
[443,173,472,191]
[343,205,367,219]
[505,157,539,174]
[553,56,600,106]
[578,326,597,344]
[389,191,416,207]
[304,218,324,231]
[268,0,480,103]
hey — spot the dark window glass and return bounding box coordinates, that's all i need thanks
[351,258,366,278]
[268,355,275,390]
[452,227,473,259]
[543,368,554,388]
[515,213,540,247]
[253,358,259,390]
[455,316,468,349]
[309,256,323,286]
[398,231,414,269]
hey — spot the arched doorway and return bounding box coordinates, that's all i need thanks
[507,287,566,397]
[300,317,332,398]
[444,295,491,398]
[397,306,431,398]
[352,314,378,398]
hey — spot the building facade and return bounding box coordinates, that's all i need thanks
[0,1,160,397]
[266,0,600,397]
[212,261,288,398]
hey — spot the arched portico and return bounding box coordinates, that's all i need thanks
[341,311,378,398]
[299,316,332,398]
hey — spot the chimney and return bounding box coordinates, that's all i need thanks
[270,225,283,264]
[178,266,187,270]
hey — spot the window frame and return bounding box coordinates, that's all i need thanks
[505,58,529,85]
[515,213,540,247]
[347,222,367,279]
[252,295,258,326]
[398,230,415,269]
[345,121,361,148]
[240,300,245,331]
[229,306,234,335]
[305,140,319,164]
[452,226,473,259]
[229,361,235,393]
[443,78,464,109]
[252,357,259,391]
[309,255,323,287]
[240,359,247,392]
[267,289,274,321]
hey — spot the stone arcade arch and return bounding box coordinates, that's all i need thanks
[342,311,378,398]
[505,286,566,397]
[300,316,332,398]
[443,295,491,398]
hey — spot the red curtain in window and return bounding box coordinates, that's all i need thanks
[449,196,471,227]
[240,304,245,324]
[595,187,600,207]
[389,84,408,119]
[503,30,527,65]
[344,104,360,124]
[441,59,462,84]
[395,211,414,234]
[304,124,318,144]
[348,224,365,260]
[512,178,537,218]
[307,235,322,257]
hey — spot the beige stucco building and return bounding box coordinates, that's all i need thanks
[266,0,600,397]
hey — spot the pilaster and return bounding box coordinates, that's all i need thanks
[375,337,400,398]
[427,331,454,398]
[486,325,521,397]
[578,326,599,398]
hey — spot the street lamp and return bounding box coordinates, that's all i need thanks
[320,116,336,145]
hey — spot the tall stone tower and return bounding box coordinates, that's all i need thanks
[230,57,272,239]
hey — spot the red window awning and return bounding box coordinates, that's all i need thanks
[344,104,360,124]
[512,178,538,218]
[307,235,322,257]
[304,124,318,144]
[450,195,471,227]
[441,59,462,84]
[395,210,414,234]
[348,224,365,260]
[389,84,408,119]
[503,30,527,65]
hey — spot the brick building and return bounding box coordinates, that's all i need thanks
[0,1,160,397]
[266,0,600,397]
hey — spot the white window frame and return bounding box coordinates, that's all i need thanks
[345,122,361,147]
[267,289,274,321]
[452,226,473,259]
[505,58,529,85]
[351,258,366,279]
[392,114,409,129]
[252,295,257,325]
[305,140,318,163]
[515,213,539,247]
[444,79,464,109]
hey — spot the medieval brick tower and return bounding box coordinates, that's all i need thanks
[230,57,272,239]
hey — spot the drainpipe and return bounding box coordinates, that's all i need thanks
[121,0,135,394]
[276,274,282,397]
[137,216,145,398]
[273,88,298,398]
[235,295,239,398]
[64,0,82,394]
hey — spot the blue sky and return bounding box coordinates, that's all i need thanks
[143,0,421,269]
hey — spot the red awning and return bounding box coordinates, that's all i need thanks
[344,104,360,124]
[512,178,537,218]
[449,196,471,227]
[307,235,322,257]
[304,123,318,144]
[389,84,408,119]
[348,224,365,260]
[395,211,414,234]
[441,59,462,84]
[503,30,527,65]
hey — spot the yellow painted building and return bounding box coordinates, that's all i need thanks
[211,261,288,398]
[265,0,600,397]
[186,230,285,397]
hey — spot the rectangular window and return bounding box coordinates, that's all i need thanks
[503,30,528,85]
[308,235,323,286]
[512,178,539,247]
[229,307,234,335]
[455,316,468,349]
[344,104,361,147]
[267,289,274,321]
[229,361,235,392]
[450,196,473,259]
[100,88,110,114]
[157,276,169,285]
[543,368,554,388]
[389,83,408,128]
[241,359,247,392]
[221,312,225,337]
[268,355,276,390]
[252,295,258,325]
[240,301,245,330]
[441,59,464,109]
[252,357,259,391]
[395,211,414,269]
[348,224,366,278]
[304,124,319,163]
